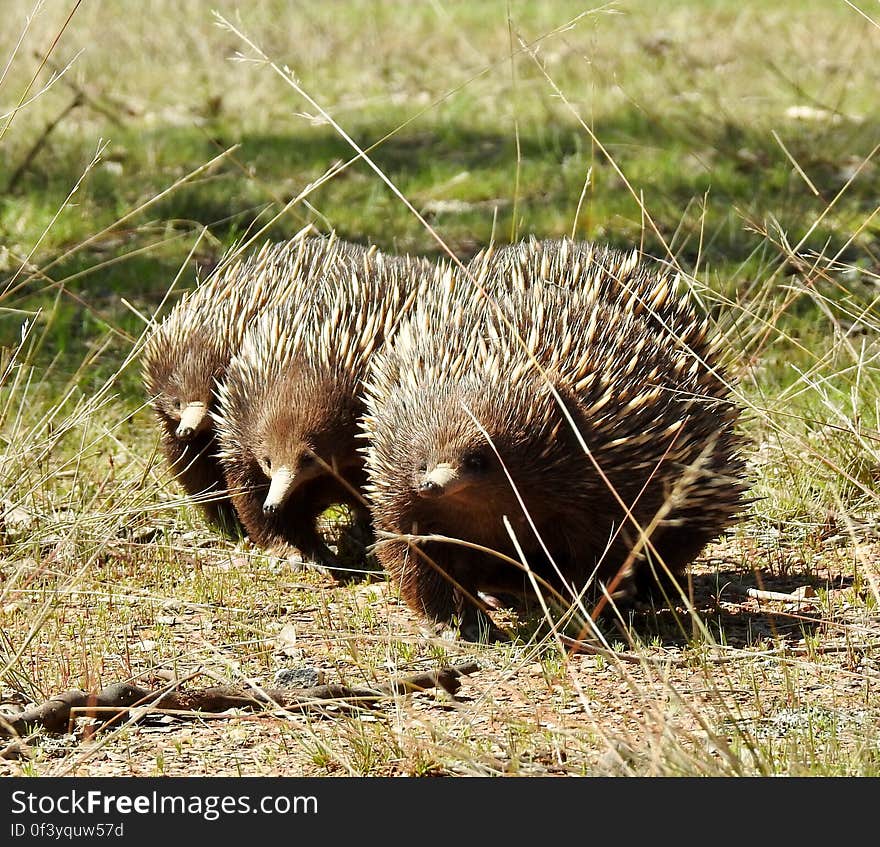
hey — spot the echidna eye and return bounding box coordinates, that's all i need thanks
[263,456,272,471]
[300,454,315,467]
[463,452,488,473]
[417,462,427,474]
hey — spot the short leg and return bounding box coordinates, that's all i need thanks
[386,542,508,642]
[629,528,708,605]
[454,590,507,643]
[286,523,339,576]
[164,431,244,536]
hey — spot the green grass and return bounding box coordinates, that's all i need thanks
[1,0,880,777]
[3,4,878,452]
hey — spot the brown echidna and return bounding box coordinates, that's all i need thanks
[213,250,435,573]
[142,232,369,532]
[362,239,748,640]
[468,237,700,328]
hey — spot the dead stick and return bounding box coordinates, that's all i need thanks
[36,50,128,127]
[6,94,83,194]
[141,662,479,714]
[746,587,816,604]
[0,662,479,737]
[1,740,32,761]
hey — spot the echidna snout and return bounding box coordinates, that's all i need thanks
[263,465,294,515]
[417,460,485,499]
[261,455,326,515]
[175,401,209,440]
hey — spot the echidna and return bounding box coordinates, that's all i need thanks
[362,240,748,640]
[213,250,435,573]
[469,237,698,324]
[142,232,369,532]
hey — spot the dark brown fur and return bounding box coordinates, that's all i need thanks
[215,253,434,574]
[143,323,241,532]
[363,241,749,640]
[142,234,370,533]
[218,360,373,571]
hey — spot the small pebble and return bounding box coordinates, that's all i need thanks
[273,667,324,688]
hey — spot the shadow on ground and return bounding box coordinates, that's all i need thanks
[509,566,855,651]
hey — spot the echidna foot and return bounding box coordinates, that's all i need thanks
[454,592,508,643]
[263,541,334,577]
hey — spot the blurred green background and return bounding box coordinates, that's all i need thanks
[2,1,879,410]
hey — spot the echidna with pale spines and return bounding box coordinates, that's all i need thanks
[142,232,371,531]
[469,236,647,293]
[213,250,436,572]
[362,243,748,640]
[468,237,703,338]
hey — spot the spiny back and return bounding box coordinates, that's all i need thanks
[467,237,709,346]
[142,232,372,406]
[214,250,436,459]
[366,239,726,418]
[363,272,746,531]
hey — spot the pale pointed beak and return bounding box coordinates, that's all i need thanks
[417,462,469,499]
[263,465,295,515]
[175,402,208,440]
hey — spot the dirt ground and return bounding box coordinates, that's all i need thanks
[2,524,877,777]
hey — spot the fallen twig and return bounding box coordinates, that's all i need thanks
[6,94,83,194]
[747,586,817,605]
[0,740,32,760]
[37,50,132,126]
[0,662,479,738]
